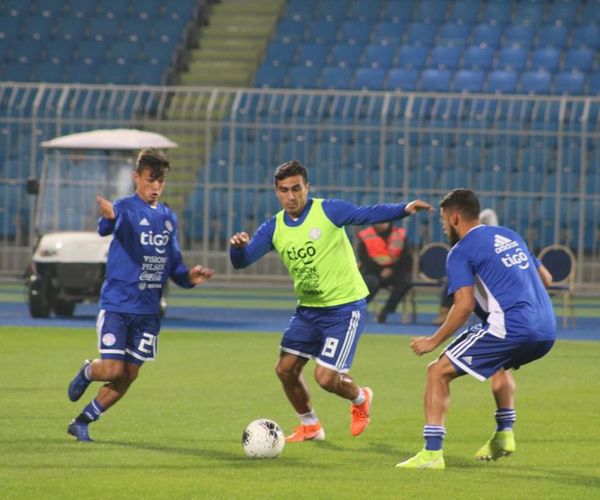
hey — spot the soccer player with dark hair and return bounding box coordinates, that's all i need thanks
[397,188,556,469]
[67,148,214,441]
[230,160,433,442]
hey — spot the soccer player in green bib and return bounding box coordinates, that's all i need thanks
[230,160,432,442]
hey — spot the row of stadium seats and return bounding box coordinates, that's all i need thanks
[284,0,600,26]
[275,20,600,49]
[266,43,599,73]
[256,66,598,94]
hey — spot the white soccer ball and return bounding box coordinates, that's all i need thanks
[242,418,285,459]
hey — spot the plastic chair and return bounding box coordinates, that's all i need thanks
[536,25,568,49]
[472,24,503,48]
[306,20,338,44]
[554,71,585,95]
[515,2,544,25]
[364,44,396,69]
[486,70,517,93]
[547,2,578,25]
[372,22,405,45]
[570,25,600,49]
[264,42,297,66]
[420,69,452,92]
[439,23,470,47]
[454,69,485,92]
[519,71,552,95]
[430,46,462,70]
[253,65,287,88]
[339,20,372,45]
[406,22,437,47]
[386,68,418,91]
[417,0,448,23]
[397,45,429,69]
[330,44,362,68]
[481,2,512,25]
[384,0,415,22]
[448,0,480,24]
[538,245,576,327]
[530,47,560,72]
[319,66,352,89]
[287,65,319,89]
[298,43,329,67]
[497,47,528,71]
[503,24,535,48]
[563,48,594,72]
[352,67,385,90]
[463,46,495,70]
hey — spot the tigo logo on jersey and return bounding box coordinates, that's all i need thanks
[494,234,519,254]
[140,230,170,254]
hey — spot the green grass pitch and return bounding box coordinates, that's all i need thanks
[1,326,599,499]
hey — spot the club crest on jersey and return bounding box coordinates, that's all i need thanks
[308,227,321,240]
[140,230,170,254]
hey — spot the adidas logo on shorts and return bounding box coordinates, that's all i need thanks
[494,234,518,254]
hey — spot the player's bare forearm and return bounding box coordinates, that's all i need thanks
[188,265,214,285]
[96,195,115,220]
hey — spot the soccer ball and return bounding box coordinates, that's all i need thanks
[242,419,285,459]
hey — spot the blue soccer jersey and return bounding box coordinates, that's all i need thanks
[446,225,556,342]
[98,194,194,315]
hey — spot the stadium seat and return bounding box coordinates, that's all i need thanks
[448,0,480,24]
[339,20,373,46]
[87,16,121,41]
[472,24,503,48]
[364,44,396,69]
[430,46,462,70]
[298,43,329,67]
[554,72,585,95]
[581,2,600,24]
[372,22,405,46]
[563,48,594,72]
[536,25,568,49]
[352,68,386,90]
[287,65,319,89]
[520,71,552,95]
[588,72,600,94]
[54,16,87,41]
[2,61,33,81]
[64,61,97,83]
[481,2,512,25]
[319,66,352,90]
[330,44,362,68]
[96,62,130,85]
[397,45,429,69]
[514,2,544,25]
[406,23,437,47]
[0,18,19,40]
[547,2,578,26]
[318,0,350,22]
[453,69,485,92]
[9,39,44,63]
[570,25,600,50]
[463,46,495,70]
[306,20,339,44]
[44,40,75,64]
[254,65,287,88]
[286,0,318,19]
[275,19,306,44]
[264,42,297,67]
[76,40,109,63]
[20,16,54,41]
[386,68,418,91]
[419,69,451,92]
[439,23,470,47]
[32,61,65,83]
[497,47,528,71]
[142,40,176,66]
[108,40,141,64]
[503,24,535,48]
[486,70,518,93]
[530,48,560,72]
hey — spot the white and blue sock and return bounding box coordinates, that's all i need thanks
[76,399,105,424]
[423,425,446,451]
[299,410,319,426]
[495,408,516,431]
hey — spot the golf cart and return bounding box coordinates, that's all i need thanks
[26,129,178,318]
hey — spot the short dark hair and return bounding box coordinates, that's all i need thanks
[274,160,308,184]
[440,189,480,221]
[136,148,171,178]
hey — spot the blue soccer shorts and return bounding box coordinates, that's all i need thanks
[96,309,161,366]
[444,324,555,381]
[280,299,367,373]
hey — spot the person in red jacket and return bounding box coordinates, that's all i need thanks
[356,221,413,323]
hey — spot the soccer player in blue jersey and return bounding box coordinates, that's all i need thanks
[230,160,433,442]
[67,148,214,442]
[397,189,556,469]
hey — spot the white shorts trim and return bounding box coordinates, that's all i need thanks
[99,348,125,355]
[444,351,487,382]
[280,346,313,360]
[316,358,350,374]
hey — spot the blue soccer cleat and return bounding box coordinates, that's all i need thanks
[67,420,93,442]
[68,359,92,402]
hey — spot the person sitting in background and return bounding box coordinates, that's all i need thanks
[356,221,413,323]
[433,208,500,325]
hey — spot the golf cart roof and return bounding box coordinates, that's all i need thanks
[41,129,178,150]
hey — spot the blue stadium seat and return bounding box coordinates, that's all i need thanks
[406,23,437,47]
[86,16,121,41]
[120,18,156,42]
[20,15,54,41]
[497,47,528,71]
[419,69,451,92]
[472,24,503,48]
[96,62,130,85]
[1,0,31,16]
[536,25,568,49]
[570,25,600,50]
[581,2,600,24]
[439,23,470,47]
[448,0,480,24]
[384,1,415,22]
[108,40,142,64]
[563,48,594,72]
[386,68,418,91]
[463,46,495,70]
[32,61,65,83]
[514,2,544,25]
[339,20,373,45]
[530,47,560,72]
[416,0,448,23]
[430,46,462,70]
[287,65,319,89]
[353,67,386,90]
[286,0,318,19]
[9,39,44,63]
[0,18,19,40]
[481,2,512,25]
[318,0,350,22]
[330,44,362,68]
[588,72,600,94]
[298,43,329,67]
[364,44,396,69]
[554,71,585,95]
[519,71,552,94]
[75,40,108,63]
[65,61,97,83]
[397,45,429,69]
[453,69,485,92]
[44,40,75,64]
[372,22,405,45]
[452,143,483,171]
[54,16,87,41]
[503,24,535,48]
[547,2,578,26]
[3,61,34,81]
[130,62,164,85]
[319,66,352,90]
[265,42,297,67]
[142,40,176,66]
[486,70,517,93]
[275,19,306,44]
[254,65,287,88]
[306,20,339,44]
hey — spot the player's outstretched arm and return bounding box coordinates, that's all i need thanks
[96,195,115,220]
[230,232,250,248]
[188,265,214,285]
[405,199,434,214]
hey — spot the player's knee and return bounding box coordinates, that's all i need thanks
[314,370,337,392]
[275,361,294,382]
[104,363,126,381]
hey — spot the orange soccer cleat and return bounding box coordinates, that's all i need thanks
[285,423,326,443]
[350,387,373,436]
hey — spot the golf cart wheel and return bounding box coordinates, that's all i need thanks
[29,285,51,318]
[53,300,75,317]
